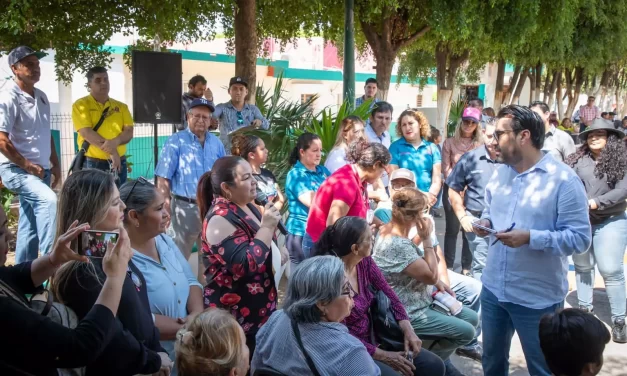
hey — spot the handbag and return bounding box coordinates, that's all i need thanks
[368,285,405,352]
[290,318,321,376]
[67,107,110,176]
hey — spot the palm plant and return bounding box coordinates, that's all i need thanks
[447,96,466,137]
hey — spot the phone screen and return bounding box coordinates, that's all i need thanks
[78,230,120,257]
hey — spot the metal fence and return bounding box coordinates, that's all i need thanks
[53,114,178,182]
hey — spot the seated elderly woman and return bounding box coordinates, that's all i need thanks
[373,187,479,376]
[251,256,380,375]
[175,308,250,376]
[316,216,445,376]
[51,169,171,376]
[0,205,133,376]
[120,178,204,373]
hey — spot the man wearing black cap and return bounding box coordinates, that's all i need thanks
[0,46,60,263]
[155,98,225,264]
[213,76,269,151]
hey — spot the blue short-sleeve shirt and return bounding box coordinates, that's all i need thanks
[285,161,330,236]
[389,138,441,192]
[154,129,226,199]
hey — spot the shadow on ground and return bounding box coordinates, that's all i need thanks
[565,289,613,326]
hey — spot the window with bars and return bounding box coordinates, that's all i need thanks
[416,95,423,107]
[301,94,315,104]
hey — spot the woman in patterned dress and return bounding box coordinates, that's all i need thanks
[196,156,285,360]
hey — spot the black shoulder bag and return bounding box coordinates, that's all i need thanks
[290,319,321,376]
[68,107,109,176]
[368,285,406,351]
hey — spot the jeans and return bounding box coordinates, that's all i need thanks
[449,271,482,347]
[167,198,201,260]
[83,157,127,186]
[464,230,490,282]
[286,233,305,264]
[301,232,315,259]
[442,186,471,270]
[573,213,627,321]
[374,349,445,376]
[411,306,479,361]
[0,164,57,263]
[481,286,562,376]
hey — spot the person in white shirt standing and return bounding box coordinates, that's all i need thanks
[0,46,59,263]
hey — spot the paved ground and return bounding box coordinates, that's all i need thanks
[432,212,627,375]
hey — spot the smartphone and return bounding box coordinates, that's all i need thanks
[76,230,120,257]
[471,220,497,234]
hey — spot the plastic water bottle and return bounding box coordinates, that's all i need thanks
[432,290,463,316]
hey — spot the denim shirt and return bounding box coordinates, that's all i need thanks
[213,101,269,150]
[481,153,592,309]
[131,234,202,360]
[154,128,225,199]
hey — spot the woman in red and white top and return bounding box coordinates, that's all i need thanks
[303,140,391,256]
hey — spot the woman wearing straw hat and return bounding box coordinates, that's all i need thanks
[566,118,627,344]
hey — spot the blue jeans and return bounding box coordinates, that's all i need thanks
[449,271,482,347]
[573,213,627,321]
[83,157,127,186]
[481,286,562,376]
[465,230,490,282]
[286,233,305,264]
[301,232,315,259]
[0,164,57,263]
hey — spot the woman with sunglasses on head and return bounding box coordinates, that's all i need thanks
[231,134,285,212]
[285,133,330,264]
[119,179,204,374]
[51,170,172,376]
[304,139,391,256]
[197,156,284,361]
[373,187,478,376]
[0,205,134,376]
[315,216,445,376]
[566,118,627,343]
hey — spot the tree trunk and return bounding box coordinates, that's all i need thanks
[234,0,257,104]
[547,70,558,108]
[528,68,536,104]
[542,70,552,101]
[556,71,564,119]
[511,67,529,105]
[493,59,506,110]
[565,67,584,118]
[373,51,395,100]
[504,65,522,105]
[438,89,454,136]
[434,42,469,134]
[534,63,542,101]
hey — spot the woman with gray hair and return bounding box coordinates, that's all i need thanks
[251,256,380,375]
[119,178,204,374]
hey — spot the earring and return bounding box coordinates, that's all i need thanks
[135,222,140,228]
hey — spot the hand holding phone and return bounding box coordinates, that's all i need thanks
[471,219,497,236]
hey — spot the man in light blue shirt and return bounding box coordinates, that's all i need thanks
[473,105,591,376]
[155,98,226,260]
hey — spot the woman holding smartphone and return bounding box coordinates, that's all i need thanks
[52,170,172,376]
[0,205,133,376]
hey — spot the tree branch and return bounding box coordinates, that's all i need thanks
[397,25,431,50]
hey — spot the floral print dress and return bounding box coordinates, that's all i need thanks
[201,197,277,337]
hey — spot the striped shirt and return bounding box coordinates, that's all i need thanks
[251,310,381,376]
[154,128,225,199]
[579,105,600,123]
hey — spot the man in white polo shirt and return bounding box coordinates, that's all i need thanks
[0,46,60,263]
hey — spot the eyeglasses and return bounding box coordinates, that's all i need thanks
[493,130,514,142]
[341,280,357,299]
[236,111,244,125]
[123,176,149,204]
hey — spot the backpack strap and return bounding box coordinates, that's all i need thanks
[290,319,321,376]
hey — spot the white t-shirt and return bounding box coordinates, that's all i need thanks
[0,80,51,168]
[324,147,348,174]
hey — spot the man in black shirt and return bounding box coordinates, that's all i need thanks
[446,119,500,281]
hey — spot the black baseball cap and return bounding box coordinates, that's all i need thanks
[189,98,215,112]
[8,46,47,68]
[229,76,248,88]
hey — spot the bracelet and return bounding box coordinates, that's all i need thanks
[459,215,468,221]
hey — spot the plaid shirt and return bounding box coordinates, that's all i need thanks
[213,101,269,151]
[355,95,379,109]
[579,105,600,123]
